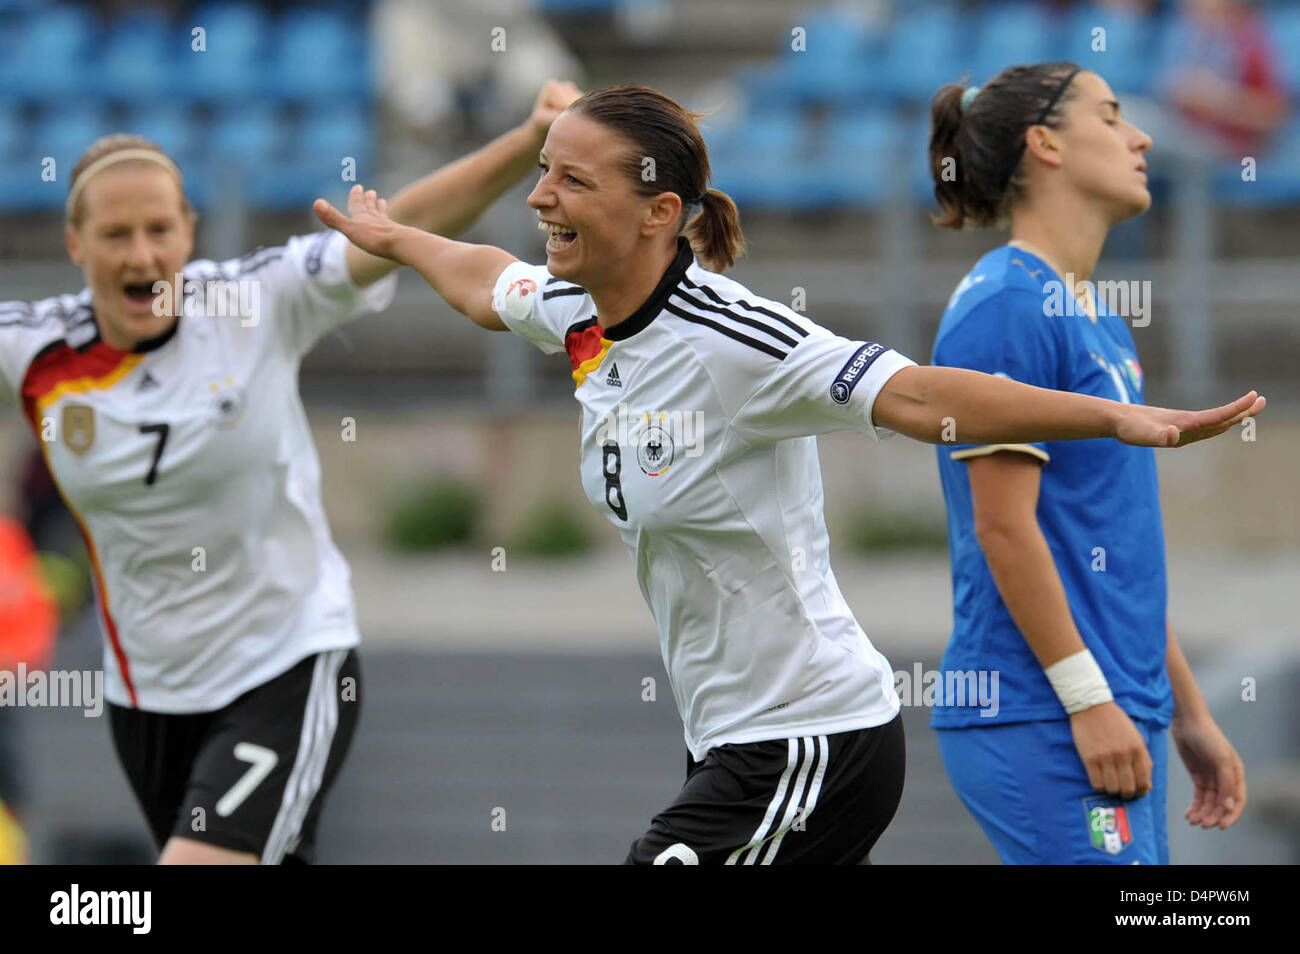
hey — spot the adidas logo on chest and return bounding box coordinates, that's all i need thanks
[605,363,622,388]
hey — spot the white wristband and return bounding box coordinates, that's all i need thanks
[1044,649,1113,714]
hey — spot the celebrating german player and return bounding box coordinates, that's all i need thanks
[0,81,581,864]
[315,83,1264,865]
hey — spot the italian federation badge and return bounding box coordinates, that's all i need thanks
[1083,796,1133,856]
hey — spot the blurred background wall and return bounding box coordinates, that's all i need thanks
[0,0,1296,863]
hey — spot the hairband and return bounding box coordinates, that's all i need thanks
[959,86,981,113]
[1000,66,1083,193]
[1032,66,1082,127]
[65,148,184,220]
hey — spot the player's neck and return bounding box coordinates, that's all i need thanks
[590,240,678,333]
[1008,201,1107,286]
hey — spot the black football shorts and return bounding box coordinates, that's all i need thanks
[626,713,905,865]
[108,648,360,864]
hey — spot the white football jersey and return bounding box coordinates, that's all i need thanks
[493,237,916,759]
[0,231,396,712]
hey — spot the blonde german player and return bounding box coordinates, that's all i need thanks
[314,83,1264,865]
[0,81,581,864]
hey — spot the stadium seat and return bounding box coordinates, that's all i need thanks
[182,2,269,102]
[0,4,97,102]
[286,107,375,207]
[34,104,113,164]
[270,7,369,103]
[211,103,283,166]
[100,12,179,103]
[0,99,23,159]
[708,108,808,209]
[748,6,886,108]
[877,5,967,104]
[122,103,200,163]
[1064,3,1155,95]
[817,108,904,208]
[972,2,1067,87]
[28,106,114,210]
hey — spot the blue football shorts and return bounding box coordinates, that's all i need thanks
[936,716,1169,864]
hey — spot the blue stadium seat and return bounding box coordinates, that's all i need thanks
[300,107,372,170]
[29,106,114,210]
[1269,7,1300,98]
[877,6,967,104]
[122,103,200,163]
[816,108,903,207]
[757,7,885,108]
[0,157,48,212]
[34,105,113,163]
[182,2,268,102]
[709,109,808,209]
[0,4,97,102]
[1064,4,1155,95]
[972,2,1067,87]
[211,103,283,166]
[0,99,24,159]
[270,7,369,102]
[100,13,179,102]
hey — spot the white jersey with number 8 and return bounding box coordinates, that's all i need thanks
[493,237,915,759]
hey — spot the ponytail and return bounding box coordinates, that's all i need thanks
[686,187,745,272]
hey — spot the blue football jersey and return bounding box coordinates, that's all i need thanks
[929,244,1172,728]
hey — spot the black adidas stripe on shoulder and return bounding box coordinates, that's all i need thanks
[29,337,68,364]
[563,316,598,338]
[543,284,587,301]
[681,276,808,338]
[0,302,37,327]
[238,250,285,276]
[671,287,800,349]
[663,301,788,360]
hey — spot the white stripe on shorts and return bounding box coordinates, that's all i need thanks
[760,735,828,864]
[261,649,344,864]
[725,738,802,866]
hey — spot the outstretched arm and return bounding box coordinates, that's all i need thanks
[318,186,514,330]
[345,80,581,288]
[873,365,1265,449]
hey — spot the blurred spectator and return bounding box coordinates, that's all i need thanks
[1155,0,1289,158]
[0,512,58,865]
[374,0,584,172]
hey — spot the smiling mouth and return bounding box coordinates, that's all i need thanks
[123,282,158,305]
[539,220,577,251]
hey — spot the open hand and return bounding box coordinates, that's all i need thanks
[1116,391,1265,448]
[1174,716,1247,829]
[314,184,405,262]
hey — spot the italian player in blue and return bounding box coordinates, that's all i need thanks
[927,63,1250,864]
